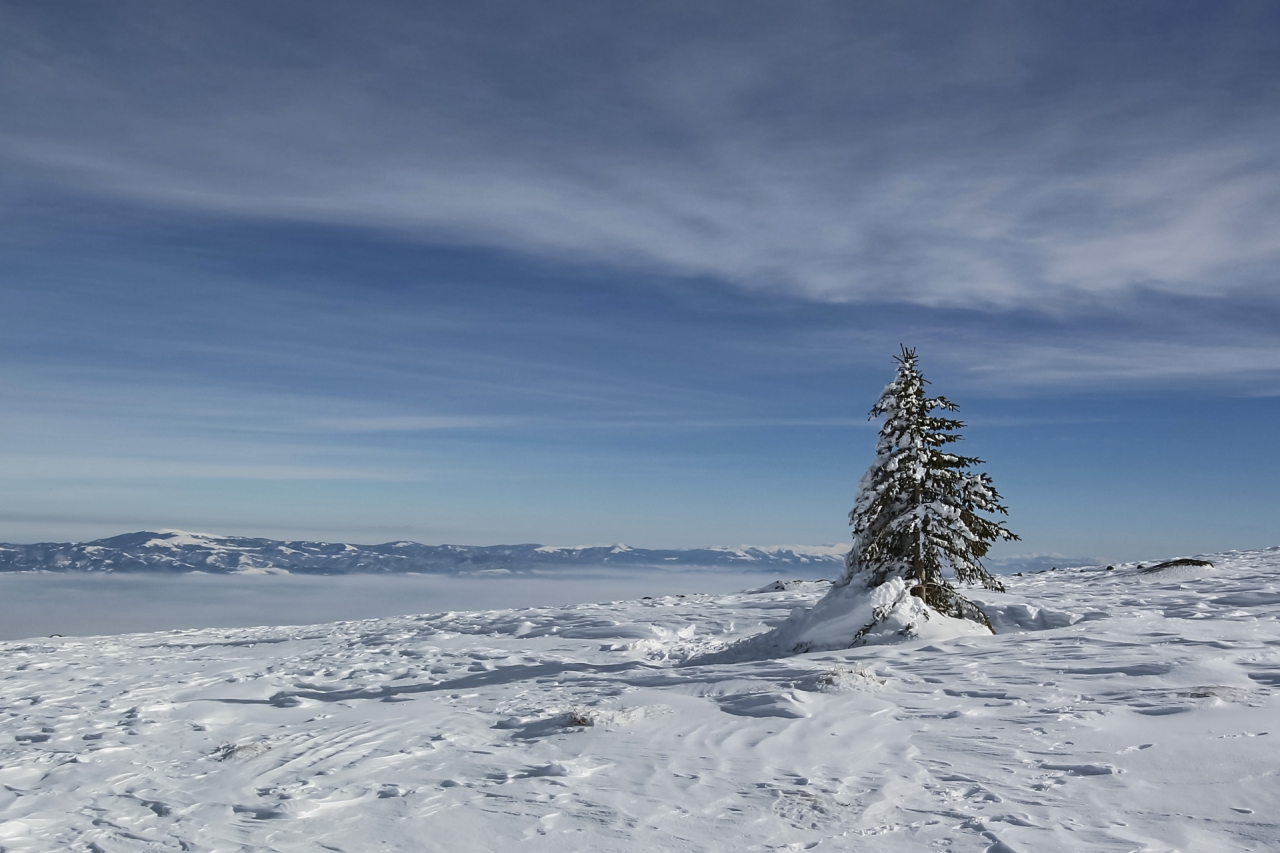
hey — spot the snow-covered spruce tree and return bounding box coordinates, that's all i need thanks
[690,346,1020,661]
[841,345,1017,629]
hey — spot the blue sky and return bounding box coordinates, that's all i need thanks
[1,1,1278,561]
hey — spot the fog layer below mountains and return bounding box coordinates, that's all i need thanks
[0,568,811,642]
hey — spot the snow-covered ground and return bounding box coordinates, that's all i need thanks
[1,547,1277,851]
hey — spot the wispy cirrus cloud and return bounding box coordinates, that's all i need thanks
[0,454,405,483]
[303,415,530,433]
[961,339,1280,393]
[2,2,1278,553]
[3,2,1278,312]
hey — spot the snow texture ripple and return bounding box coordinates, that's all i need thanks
[0,547,1277,851]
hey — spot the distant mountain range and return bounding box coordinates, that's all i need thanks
[0,530,849,575]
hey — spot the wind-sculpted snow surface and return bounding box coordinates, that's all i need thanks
[1,548,1278,851]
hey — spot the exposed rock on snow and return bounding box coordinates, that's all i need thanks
[1139,557,1215,574]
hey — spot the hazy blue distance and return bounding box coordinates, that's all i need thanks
[2,1,1278,563]
[0,569,790,642]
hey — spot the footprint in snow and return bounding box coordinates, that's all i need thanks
[1119,743,1154,753]
[522,759,611,778]
[717,691,811,718]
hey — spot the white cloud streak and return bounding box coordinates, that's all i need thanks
[3,3,1278,313]
[0,454,404,482]
[963,340,1280,391]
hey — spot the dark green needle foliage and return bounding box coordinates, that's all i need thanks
[842,346,1019,628]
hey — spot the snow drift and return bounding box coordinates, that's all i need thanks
[698,573,990,663]
[0,546,1276,852]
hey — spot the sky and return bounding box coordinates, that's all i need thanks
[1,1,1278,562]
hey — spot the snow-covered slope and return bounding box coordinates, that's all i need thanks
[1,547,1277,851]
[0,530,846,574]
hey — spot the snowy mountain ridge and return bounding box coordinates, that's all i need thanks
[0,530,850,575]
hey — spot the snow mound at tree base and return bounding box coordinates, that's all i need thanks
[693,576,990,663]
[788,576,992,652]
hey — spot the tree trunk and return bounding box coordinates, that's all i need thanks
[912,483,924,599]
